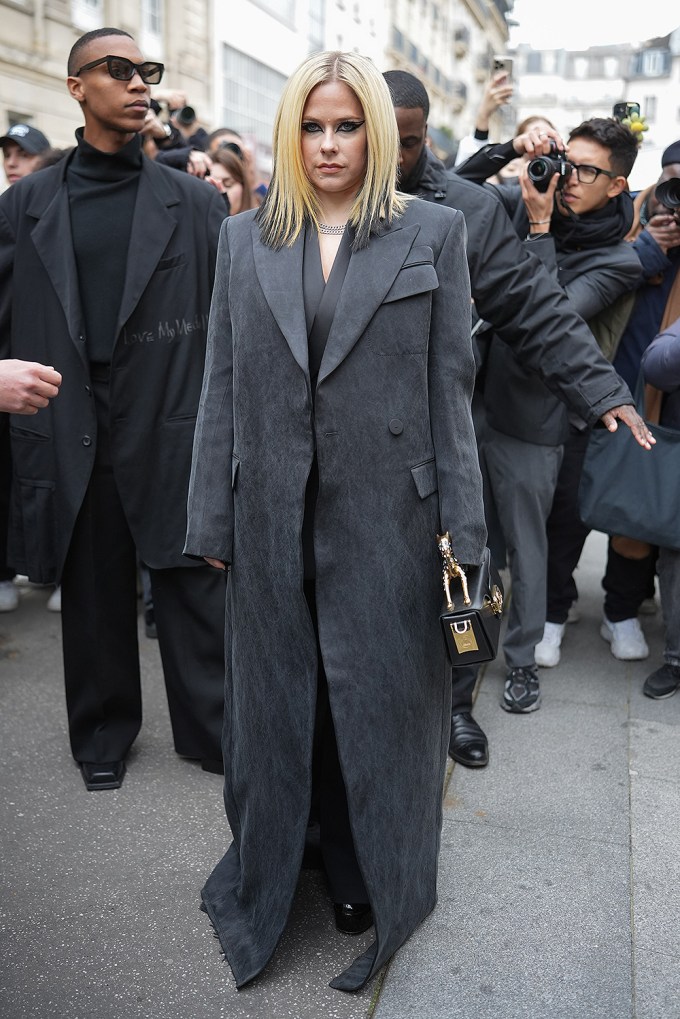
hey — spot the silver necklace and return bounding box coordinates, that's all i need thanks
[318,222,346,236]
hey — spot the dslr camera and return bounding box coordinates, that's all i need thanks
[656,178,680,219]
[527,141,572,193]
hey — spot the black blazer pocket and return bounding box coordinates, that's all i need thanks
[156,254,187,271]
[10,426,51,442]
[410,457,438,499]
[382,246,438,304]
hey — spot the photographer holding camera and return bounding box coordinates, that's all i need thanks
[456,118,641,711]
[540,141,680,667]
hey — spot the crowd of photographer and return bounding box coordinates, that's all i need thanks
[449,81,680,739]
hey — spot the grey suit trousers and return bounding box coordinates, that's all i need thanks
[481,427,564,668]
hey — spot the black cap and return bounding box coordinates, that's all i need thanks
[661,140,680,167]
[0,124,50,155]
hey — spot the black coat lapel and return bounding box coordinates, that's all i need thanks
[114,163,179,336]
[252,221,308,377]
[318,223,420,384]
[28,176,87,368]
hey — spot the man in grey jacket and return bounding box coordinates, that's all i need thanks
[384,72,650,763]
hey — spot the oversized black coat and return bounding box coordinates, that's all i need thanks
[0,153,227,582]
[184,201,486,990]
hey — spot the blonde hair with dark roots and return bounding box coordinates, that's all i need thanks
[257,51,407,250]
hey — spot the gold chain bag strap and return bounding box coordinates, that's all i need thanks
[437,533,504,665]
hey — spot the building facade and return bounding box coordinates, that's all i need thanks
[1,0,514,178]
[0,0,212,153]
[511,28,680,181]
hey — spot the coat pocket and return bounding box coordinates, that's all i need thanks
[156,254,187,271]
[10,426,51,443]
[382,246,438,304]
[232,454,240,490]
[410,458,438,499]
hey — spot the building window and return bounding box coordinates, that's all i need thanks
[392,27,404,52]
[221,45,287,150]
[250,0,295,29]
[526,51,542,73]
[71,0,103,32]
[630,48,671,77]
[309,0,325,51]
[140,0,163,56]
[642,49,666,76]
[644,96,657,121]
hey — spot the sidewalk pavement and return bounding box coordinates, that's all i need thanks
[1,530,679,1019]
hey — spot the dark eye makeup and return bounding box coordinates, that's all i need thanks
[301,120,365,134]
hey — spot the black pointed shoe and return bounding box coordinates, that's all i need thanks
[448,712,489,768]
[333,902,374,935]
[80,760,125,791]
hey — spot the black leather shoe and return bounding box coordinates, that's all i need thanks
[144,608,157,639]
[80,760,125,791]
[333,902,373,935]
[448,712,489,768]
[201,758,224,775]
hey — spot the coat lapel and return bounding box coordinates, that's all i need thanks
[318,222,420,384]
[252,222,308,376]
[114,164,179,337]
[28,176,87,368]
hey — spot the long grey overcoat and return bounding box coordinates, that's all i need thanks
[184,199,486,990]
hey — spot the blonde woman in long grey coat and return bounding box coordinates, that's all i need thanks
[185,50,486,992]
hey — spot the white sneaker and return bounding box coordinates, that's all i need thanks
[0,580,19,612]
[535,622,566,668]
[600,616,649,660]
[46,586,61,613]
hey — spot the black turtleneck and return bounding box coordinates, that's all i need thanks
[67,129,143,363]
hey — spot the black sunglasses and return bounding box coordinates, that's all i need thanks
[75,55,165,85]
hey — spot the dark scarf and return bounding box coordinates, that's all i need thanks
[399,145,429,196]
[550,190,634,253]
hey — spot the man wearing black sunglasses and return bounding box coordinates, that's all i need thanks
[0,27,229,791]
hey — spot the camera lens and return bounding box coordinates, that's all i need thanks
[528,157,550,182]
[175,106,196,127]
[656,178,680,210]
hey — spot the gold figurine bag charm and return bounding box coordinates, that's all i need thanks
[436,533,504,666]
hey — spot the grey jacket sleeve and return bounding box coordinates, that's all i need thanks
[184,217,235,562]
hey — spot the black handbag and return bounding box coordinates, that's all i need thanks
[578,378,680,551]
[437,534,504,666]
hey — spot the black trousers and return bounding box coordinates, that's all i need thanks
[451,665,480,714]
[545,428,591,624]
[60,369,225,763]
[305,580,368,904]
[0,414,15,582]
[546,427,656,623]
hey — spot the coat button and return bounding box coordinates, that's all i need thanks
[78,333,85,342]
[389,418,404,435]
[82,435,92,447]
